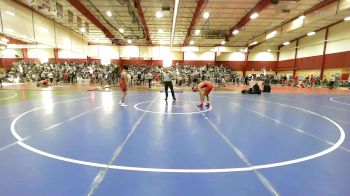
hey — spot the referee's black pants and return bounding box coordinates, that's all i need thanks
[164,81,175,99]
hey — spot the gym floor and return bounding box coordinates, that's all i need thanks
[0,86,350,195]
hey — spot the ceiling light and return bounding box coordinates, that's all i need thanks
[170,0,180,47]
[119,28,124,33]
[298,15,305,20]
[249,41,258,46]
[232,30,239,35]
[156,11,163,18]
[80,27,86,33]
[267,49,271,52]
[240,48,248,53]
[158,29,163,33]
[5,11,15,16]
[250,12,259,20]
[203,12,210,19]
[0,46,6,49]
[266,30,278,39]
[344,16,350,21]
[307,31,316,36]
[195,29,200,35]
[283,41,290,46]
[190,40,194,45]
[106,11,112,17]
[127,39,132,44]
[221,40,226,45]
[1,38,9,43]
[0,41,7,45]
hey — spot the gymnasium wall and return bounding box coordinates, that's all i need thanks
[277,20,350,79]
[0,0,88,53]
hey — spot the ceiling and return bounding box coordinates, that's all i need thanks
[17,0,350,50]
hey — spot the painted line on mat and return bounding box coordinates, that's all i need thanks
[195,103,279,196]
[232,103,350,154]
[10,95,345,173]
[330,96,350,106]
[134,100,212,115]
[272,94,350,113]
[87,94,159,196]
[0,97,99,152]
[0,93,18,101]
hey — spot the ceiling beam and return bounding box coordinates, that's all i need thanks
[182,0,207,46]
[249,0,339,50]
[225,0,272,41]
[133,0,152,45]
[66,0,120,45]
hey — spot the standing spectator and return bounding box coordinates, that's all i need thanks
[147,72,153,88]
[293,75,298,87]
[310,75,316,87]
[48,71,54,84]
[0,69,4,87]
[329,75,336,89]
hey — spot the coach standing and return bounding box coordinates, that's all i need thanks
[163,68,176,100]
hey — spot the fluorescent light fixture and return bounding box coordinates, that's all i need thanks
[298,15,305,20]
[4,28,14,33]
[195,29,200,35]
[39,27,48,33]
[232,29,239,35]
[119,28,124,33]
[221,41,226,45]
[156,11,163,18]
[158,29,163,33]
[250,12,259,20]
[344,16,350,21]
[283,41,290,46]
[80,27,86,33]
[203,12,210,19]
[1,38,9,43]
[0,41,7,45]
[266,30,278,39]
[170,0,180,47]
[0,46,6,49]
[127,39,132,44]
[106,11,112,17]
[307,31,316,36]
[249,41,258,46]
[240,48,248,53]
[5,11,15,16]
[190,40,194,45]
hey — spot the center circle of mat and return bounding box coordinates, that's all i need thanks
[10,96,345,173]
[134,100,212,114]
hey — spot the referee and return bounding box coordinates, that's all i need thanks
[163,68,176,100]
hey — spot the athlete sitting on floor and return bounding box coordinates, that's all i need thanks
[192,80,214,107]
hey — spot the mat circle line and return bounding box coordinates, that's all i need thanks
[330,96,350,106]
[134,100,212,114]
[0,93,18,101]
[10,96,345,173]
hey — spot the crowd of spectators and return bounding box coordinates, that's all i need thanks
[0,60,347,89]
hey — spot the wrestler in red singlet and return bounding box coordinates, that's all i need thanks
[119,65,129,107]
[192,81,214,107]
[120,76,127,92]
